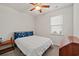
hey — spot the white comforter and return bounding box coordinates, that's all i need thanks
[15,35,53,56]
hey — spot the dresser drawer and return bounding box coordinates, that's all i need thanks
[0,44,12,50]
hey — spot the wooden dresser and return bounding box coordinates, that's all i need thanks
[59,43,79,56]
[0,39,15,55]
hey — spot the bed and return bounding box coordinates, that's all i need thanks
[14,31,53,56]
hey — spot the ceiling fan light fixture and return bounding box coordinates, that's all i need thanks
[30,3,50,13]
[35,6,41,10]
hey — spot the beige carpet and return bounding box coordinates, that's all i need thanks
[0,45,59,56]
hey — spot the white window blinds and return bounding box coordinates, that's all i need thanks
[50,15,63,35]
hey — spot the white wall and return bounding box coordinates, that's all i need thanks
[73,4,79,36]
[35,5,73,46]
[0,5,35,33]
[0,5,35,42]
[72,4,79,43]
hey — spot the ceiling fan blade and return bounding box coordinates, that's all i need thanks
[30,3,37,6]
[41,5,50,8]
[39,9,42,13]
[30,8,35,11]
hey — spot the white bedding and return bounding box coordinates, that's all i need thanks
[15,35,53,56]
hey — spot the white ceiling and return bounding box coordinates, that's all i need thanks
[0,3,72,16]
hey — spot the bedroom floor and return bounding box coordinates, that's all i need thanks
[0,45,59,56]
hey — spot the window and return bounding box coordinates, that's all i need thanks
[50,15,63,35]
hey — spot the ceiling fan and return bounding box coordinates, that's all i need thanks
[30,3,50,13]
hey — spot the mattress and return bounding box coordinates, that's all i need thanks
[15,35,53,56]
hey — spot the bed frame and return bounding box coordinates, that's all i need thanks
[13,31,33,54]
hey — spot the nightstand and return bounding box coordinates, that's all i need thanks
[0,39,15,55]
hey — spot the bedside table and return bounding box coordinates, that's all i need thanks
[0,39,15,55]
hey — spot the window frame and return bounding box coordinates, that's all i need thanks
[50,15,64,36]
